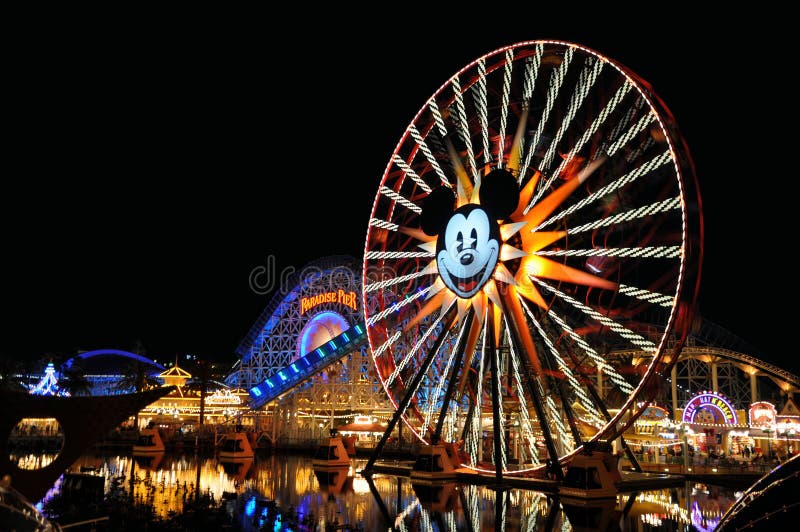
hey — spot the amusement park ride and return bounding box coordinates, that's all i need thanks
[241,39,707,498]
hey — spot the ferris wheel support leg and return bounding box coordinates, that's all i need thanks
[560,339,643,473]
[435,308,475,442]
[362,309,458,474]
[536,321,584,448]
[487,302,506,487]
[498,293,563,480]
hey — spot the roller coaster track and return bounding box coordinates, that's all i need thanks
[610,346,800,391]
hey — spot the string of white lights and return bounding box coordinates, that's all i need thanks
[366,287,431,326]
[372,331,401,359]
[522,44,543,101]
[567,196,680,235]
[524,304,604,423]
[392,154,431,193]
[420,505,432,531]
[528,82,632,208]
[619,283,675,307]
[626,136,655,164]
[369,218,399,231]
[408,124,449,186]
[379,185,422,214]
[468,318,488,465]
[540,57,604,173]
[506,325,540,464]
[423,319,466,433]
[468,485,481,532]
[521,47,574,184]
[607,101,640,148]
[428,98,448,138]
[533,150,671,232]
[607,113,656,157]
[386,311,447,388]
[535,245,681,258]
[451,76,478,180]
[445,511,456,532]
[474,58,491,165]
[534,278,657,352]
[364,251,434,260]
[540,374,570,453]
[364,269,432,293]
[497,49,514,166]
[496,349,508,469]
[545,309,633,394]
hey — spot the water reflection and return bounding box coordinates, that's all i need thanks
[41,453,741,530]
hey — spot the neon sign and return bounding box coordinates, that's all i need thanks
[749,401,776,427]
[682,391,737,425]
[300,290,358,315]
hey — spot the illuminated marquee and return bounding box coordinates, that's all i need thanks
[300,290,358,315]
[682,391,737,425]
[749,401,777,427]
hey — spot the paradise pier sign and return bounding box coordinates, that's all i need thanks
[300,290,358,315]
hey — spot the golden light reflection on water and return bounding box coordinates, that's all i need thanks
[53,454,741,530]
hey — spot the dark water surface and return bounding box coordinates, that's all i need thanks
[30,452,742,530]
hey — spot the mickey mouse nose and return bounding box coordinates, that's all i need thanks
[460,253,474,265]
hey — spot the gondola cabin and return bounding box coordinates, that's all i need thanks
[218,432,255,460]
[410,444,459,481]
[558,441,621,499]
[312,430,351,469]
[132,427,165,454]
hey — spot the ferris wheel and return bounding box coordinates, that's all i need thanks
[362,41,702,476]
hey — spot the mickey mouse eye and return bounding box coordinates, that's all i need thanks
[470,228,477,248]
[456,232,464,253]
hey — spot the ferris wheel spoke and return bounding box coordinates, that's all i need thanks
[618,283,675,307]
[497,49,515,166]
[379,185,422,214]
[408,124,449,186]
[364,269,434,293]
[533,277,657,352]
[385,303,453,389]
[523,47,574,184]
[364,251,434,260]
[422,315,468,435]
[532,150,672,232]
[607,112,656,157]
[505,322,541,464]
[434,307,474,441]
[473,58,492,166]
[540,56,604,173]
[532,82,633,201]
[535,245,681,258]
[392,154,433,194]
[543,308,635,394]
[366,286,432,327]
[567,196,681,235]
[450,76,478,180]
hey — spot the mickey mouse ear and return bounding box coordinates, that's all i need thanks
[420,186,456,236]
[480,168,519,219]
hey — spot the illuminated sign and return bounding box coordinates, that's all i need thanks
[682,391,737,425]
[639,404,669,422]
[749,401,777,427]
[300,290,358,315]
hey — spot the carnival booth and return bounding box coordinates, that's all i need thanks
[680,391,746,459]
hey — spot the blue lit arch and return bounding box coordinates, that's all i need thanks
[64,349,165,371]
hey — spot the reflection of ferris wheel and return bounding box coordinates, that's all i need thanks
[362,41,702,476]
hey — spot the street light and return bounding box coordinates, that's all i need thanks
[764,427,775,458]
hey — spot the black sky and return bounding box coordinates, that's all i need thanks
[4,21,796,374]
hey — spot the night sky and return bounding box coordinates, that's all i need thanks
[4,22,796,375]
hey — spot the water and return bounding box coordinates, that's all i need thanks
[34,452,743,530]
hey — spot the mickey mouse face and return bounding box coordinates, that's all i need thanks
[436,205,499,298]
[420,168,520,300]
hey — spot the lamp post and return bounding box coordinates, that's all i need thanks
[677,423,691,473]
[764,427,775,459]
